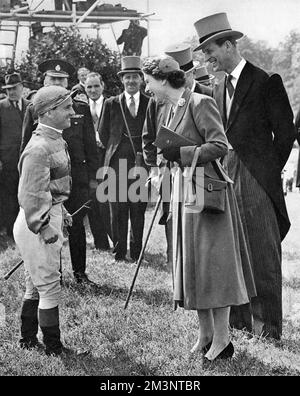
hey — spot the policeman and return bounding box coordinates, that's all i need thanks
[14,85,73,355]
[21,59,99,284]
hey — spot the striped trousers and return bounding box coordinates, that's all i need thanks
[224,150,282,340]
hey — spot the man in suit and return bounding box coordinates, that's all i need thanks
[20,59,99,285]
[98,56,149,262]
[71,67,90,102]
[142,96,173,267]
[165,44,212,96]
[0,72,30,239]
[194,12,296,339]
[117,20,148,56]
[85,72,111,251]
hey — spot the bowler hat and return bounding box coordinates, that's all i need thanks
[194,65,215,83]
[33,85,77,116]
[165,44,199,73]
[117,56,143,77]
[38,59,75,78]
[194,13,243,51]
[2,72,23,89]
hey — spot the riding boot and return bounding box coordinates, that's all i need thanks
[19,299,39,349]
[38,306,63,356]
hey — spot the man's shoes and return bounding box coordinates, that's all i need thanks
[19,337,44,351]
[45,345,73,357]
[74,272,94,285]
[115,253,129,262]
[95,243,111,251]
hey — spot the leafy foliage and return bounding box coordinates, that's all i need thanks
[0,26,123,96]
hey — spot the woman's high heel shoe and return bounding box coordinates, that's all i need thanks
[216,341,234,359]
[202,341,212,354]
[204,342,234,362]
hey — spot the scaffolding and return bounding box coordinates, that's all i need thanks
[0,1,154,65]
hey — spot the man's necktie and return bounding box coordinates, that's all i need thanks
[128,95,136,117]
[226,74,235,99]
[91,100,98,125]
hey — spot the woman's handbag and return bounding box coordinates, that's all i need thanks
[184,147,228,213]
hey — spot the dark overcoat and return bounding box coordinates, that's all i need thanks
[213,61,296,240]
[0,97,30,170]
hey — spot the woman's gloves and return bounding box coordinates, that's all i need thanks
[161,147,181,162]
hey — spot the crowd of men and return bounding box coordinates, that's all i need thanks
[0,11,298,356]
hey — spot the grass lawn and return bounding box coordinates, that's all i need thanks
[0,205,300,376]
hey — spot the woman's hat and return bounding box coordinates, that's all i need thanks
[194,65,215,83]
[2,72,23,89]
[38,59,75,78]
[117,56,143,77]
[165,44,199,73]
[193,12,243,51]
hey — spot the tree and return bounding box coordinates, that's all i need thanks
[238,36,275,71]
[1,26,123,97]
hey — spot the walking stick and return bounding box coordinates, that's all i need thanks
[124,193,162,309]
[2,199,92,281]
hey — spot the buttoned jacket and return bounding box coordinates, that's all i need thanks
[0,97,30,170]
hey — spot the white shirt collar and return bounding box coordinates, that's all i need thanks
[124,91,140,102]
[39,122,63,134]
[89,95,104,106]
[11,98,22,110]
[227,58,247,87]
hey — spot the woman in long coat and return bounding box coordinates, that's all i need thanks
[142,57,256,361]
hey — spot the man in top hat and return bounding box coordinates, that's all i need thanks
[165,43,212,96]
[0,72,30,239]
[20,59,99,285]
[194,65,215,87]
[194,12,296,339]
[98,56,149,262]
[14,85,73,356]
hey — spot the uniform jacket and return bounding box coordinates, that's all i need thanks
[0,97,30,170]
[20,99,99,187]
[213,61,296,240]
[98,91,150,170]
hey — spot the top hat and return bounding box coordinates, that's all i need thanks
[165,44,199,73]
[33,85,77,116]
[194,12,243,51]
[38,59,75,78]
[2,72,23,89]
[117,56,143,77]
[194,65,215,83]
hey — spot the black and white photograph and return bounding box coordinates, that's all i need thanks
[0,0,299,379]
